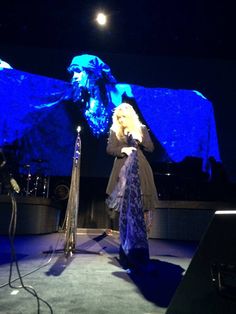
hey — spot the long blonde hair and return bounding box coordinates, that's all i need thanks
[111,103,143,141]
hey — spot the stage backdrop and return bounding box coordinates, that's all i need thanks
[0,55,220,180]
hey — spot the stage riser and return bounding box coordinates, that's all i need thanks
[0,197,60,234]
[1,195,235,240]
[150,208,215,241]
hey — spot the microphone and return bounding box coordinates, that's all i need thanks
[127,132,139,148]
[10,178,20,193]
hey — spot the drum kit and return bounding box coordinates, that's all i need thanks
[1,144,50,198]
[20,159,50,198]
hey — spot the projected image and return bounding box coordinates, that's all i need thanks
[0,54,221,184]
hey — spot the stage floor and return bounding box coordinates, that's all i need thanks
[0,230,197,314]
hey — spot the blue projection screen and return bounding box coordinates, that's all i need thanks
[0,62,220,177]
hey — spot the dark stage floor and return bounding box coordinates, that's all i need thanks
[0,230,197,314]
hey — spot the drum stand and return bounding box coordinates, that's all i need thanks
[23,163,50,198]
[25,164,31,197]
[43,127,101,257]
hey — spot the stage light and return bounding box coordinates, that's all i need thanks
[96,12,107,26]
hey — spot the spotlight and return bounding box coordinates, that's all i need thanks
[96,12,107,26]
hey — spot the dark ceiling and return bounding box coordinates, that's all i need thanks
[0,0,235,60]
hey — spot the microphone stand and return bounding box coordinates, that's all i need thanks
[63,127,81,255]
[43,127,100,257]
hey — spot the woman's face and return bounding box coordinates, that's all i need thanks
[117,113,129,128]
[71,70,88,86]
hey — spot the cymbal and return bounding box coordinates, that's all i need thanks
[20,164,31,168]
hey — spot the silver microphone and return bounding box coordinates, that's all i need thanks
[10,178,20,193]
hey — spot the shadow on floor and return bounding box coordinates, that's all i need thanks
[43,232,118,277]
[111,256,184,308]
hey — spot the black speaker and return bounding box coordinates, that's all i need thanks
[167,210,236,314]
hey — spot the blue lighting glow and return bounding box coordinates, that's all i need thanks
[0,55,220,176]
[132,85,220,171]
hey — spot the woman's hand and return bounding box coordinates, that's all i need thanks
[121,147,137,156]
[130,132,142,143]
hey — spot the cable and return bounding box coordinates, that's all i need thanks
[0,220,66,288]
[6,191,54,314]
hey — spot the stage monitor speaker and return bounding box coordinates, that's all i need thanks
[167,210,236,314]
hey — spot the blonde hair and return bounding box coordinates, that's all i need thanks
[111,103,143,141]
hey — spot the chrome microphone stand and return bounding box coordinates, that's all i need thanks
[64,126,100,256]
[64,126,81,256]
[43,127,100,257]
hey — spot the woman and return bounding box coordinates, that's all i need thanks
[106,102,158,234]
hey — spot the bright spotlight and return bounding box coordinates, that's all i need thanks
[96,12,107,26]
